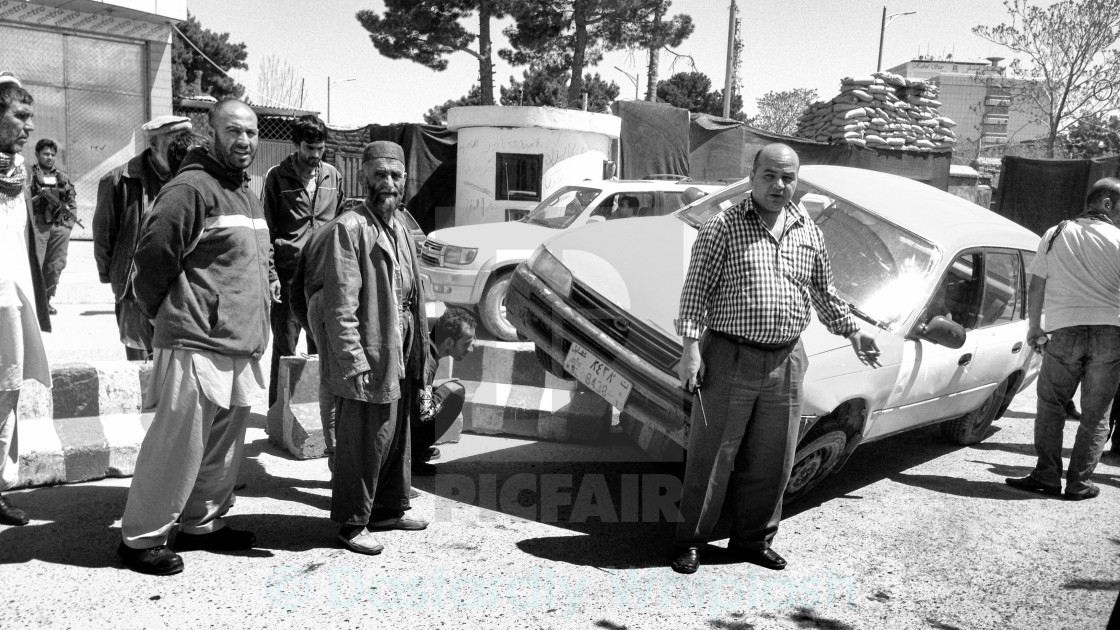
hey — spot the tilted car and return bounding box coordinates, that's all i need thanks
[506,165,1042,503]
[418,179,721,340]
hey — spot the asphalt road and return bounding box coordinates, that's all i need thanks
[3,241,1116,629]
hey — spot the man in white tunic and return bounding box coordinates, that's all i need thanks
[0,73,51,527]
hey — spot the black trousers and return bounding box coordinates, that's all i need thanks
[269,270,317,406]
[411,381,466,457]
[330,389,412,526]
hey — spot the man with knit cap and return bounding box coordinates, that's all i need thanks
[1006,177,1120,502]
[116,100,276,575]
[94,114,194,360]
[0,72,51,527]
[293,140,428,555]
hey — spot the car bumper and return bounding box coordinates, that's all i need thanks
[420,265,488,305]
[505,263,692,446]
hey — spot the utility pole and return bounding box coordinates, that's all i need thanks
[722,0,738,118]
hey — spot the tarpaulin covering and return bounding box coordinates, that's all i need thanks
[368,124,458,232]
[613,100,690,179]
[995,155,1120,236]
[690,114,748,181]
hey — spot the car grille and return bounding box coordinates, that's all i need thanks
[421,240,444,267]
[568,283,681,373]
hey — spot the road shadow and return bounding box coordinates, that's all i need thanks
[0,484,129,568]
[236,434,331,513]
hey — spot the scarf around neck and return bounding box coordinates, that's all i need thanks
[0,152,26,198]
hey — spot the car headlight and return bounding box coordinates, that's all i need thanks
[442,244,477,265]
[529,247,572,297]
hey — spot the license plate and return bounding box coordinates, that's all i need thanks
[563,342,633,410]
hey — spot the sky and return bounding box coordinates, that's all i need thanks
[184,0,1032,127]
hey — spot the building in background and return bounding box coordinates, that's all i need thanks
[0,0,187,239]
[447,106,621,226]
[888,57,1049,152]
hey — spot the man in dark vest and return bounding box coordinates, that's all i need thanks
[28,138,76,315]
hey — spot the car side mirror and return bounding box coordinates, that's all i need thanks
[916,315,967,349]
[586,215,605,224]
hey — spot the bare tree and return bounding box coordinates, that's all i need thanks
[973,0,1120,157]
[254,54,310,109]
[751,88,818,136]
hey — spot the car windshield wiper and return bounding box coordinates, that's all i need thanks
[846,300,889,331]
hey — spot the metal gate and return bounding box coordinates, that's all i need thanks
[0,23,147,235]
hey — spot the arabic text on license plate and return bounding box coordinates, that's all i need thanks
[563,343,632,410]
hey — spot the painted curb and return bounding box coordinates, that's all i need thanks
[13,362,153,489]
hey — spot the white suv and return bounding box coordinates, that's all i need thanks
[419,179,720,340]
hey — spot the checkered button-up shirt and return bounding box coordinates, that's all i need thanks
[676,193,859,343]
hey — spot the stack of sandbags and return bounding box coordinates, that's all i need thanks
[795,71,957,151]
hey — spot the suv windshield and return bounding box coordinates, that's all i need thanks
[678,181,939,328]
[524,186,601,229]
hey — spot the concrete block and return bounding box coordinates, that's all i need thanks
[267,355,327,460]
[12,362,152,489]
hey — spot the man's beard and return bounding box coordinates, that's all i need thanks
[370,192,398,215]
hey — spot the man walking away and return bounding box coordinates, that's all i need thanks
[1006,178,1120,501]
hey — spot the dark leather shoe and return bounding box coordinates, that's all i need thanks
[671,547,700,575]
[118,542,184,575]
[47,304,57,315]
[0,495,29,526]
[729,544,787,570]
[1005,476,1062,496]
[1065,484,1101,501]
[175,527,256,551]
[425,447,441,461]
[413,461,438,476]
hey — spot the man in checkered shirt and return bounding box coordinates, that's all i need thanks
[670,143,880,575]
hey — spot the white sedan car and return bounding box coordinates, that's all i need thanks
[419,179,720,340]
[507,165,1042,502]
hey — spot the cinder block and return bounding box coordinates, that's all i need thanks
[267,355,328,460]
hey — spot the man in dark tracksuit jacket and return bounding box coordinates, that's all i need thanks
[261,114,343,407]
[117,101,277,576]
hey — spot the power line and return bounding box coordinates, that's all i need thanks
[168,21,302,110]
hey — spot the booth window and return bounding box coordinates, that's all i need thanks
[496,153,543,202]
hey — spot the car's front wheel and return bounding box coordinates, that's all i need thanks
[479,270,519,341]
[784,422,848,505]
[940,378,1010,445]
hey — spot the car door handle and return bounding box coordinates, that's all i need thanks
[958,353,973,366]
[1012,342,1023,353]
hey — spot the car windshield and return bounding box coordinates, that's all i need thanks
[524,186,602,229]
[677,181,940,328]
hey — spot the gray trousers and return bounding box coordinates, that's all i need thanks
[675,333,806,549]
[120,356,250,548]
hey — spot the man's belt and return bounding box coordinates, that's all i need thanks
[710,329,797,352]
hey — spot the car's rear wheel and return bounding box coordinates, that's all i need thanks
[940,378,1010,445]
[479,271,518,341]
[784,422,848,505]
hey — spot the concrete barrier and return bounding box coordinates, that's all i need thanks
[12,340,618,487]
[265,340,614,459]
[13,362,153,489]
